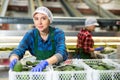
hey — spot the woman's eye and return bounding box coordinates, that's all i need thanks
[34,17,38,20]
[42,17,46,20]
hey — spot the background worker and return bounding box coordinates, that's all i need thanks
[9,6,68,72]
[76,17,104,59]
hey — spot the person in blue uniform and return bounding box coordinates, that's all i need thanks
[9,6,68,72]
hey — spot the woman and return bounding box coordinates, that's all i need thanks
[9,6,68,72]
[76,17,104,59]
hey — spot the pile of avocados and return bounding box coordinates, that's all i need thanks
[100,50,114,54]
[84,61,118,80]
[13,61,39,72]
[84,61,116,70]
[54,64,84,71]
[53,64,85,80]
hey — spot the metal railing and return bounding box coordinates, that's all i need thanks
[0,17,119,26]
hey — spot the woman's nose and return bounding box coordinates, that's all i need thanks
[38,19,42,24]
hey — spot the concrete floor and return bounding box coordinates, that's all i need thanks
[0,70,8,80]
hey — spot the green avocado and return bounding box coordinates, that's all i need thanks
[13,61,23,72]
[26,61,33,66]
[97,66,106,70]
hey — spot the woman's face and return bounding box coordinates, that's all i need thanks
[87,25,96,31]
[33,13,50,32]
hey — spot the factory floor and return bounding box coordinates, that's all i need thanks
[0,70,8,80]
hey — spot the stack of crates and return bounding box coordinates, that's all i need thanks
[9,59,120,80]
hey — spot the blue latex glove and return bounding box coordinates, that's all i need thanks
[95,46,104,51]
[9,59,17,70]
[31,60,48,72]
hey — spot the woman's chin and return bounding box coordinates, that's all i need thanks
[38,28,43,31]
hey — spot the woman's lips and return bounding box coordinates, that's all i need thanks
[38,25,43,29]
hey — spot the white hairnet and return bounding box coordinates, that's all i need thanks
[85,17,99,27]
[32,6,53,23]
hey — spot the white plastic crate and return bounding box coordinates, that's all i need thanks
[9,59,120,80]
[9,70,52,80]
[9,64,53,80]
[52,71,92,80]
[93,70,120,80]
[111,59,120,65]
[52,59,92,80]
[9,69,52,80]
[107,59,120,68]
[97,48,117,59]
[98,52,117,59]
[82,59,120,80]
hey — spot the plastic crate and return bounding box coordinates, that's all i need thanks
[52,71,92,80]
[9,65,52,80]
[82,59,120,80]
[9,70,52,80]
[93,70,120,80]
[109,59,120,72]
[52,59,92,80]
[111,59,120,65]
[9,59,120,80]
[97,48,117,59]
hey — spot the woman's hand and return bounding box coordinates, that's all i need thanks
[9,59,18,70]
[94,46,104,51]
[31,60,48,72]
[9,54,19,70]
